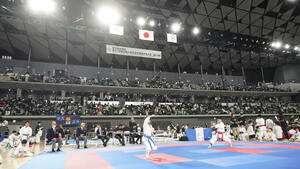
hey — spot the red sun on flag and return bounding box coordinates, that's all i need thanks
[144,32,149,38]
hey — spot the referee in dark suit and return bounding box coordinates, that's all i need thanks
[76,123,88,149]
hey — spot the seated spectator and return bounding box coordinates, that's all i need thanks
[14,140,33,158]
[46,121,62,152]
[76,123,88,149]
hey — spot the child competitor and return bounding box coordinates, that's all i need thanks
[208,118,232,148]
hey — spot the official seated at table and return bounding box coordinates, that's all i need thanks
[130,124,142,144]
[114,124,125,146]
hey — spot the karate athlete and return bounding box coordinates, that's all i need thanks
[19,121,33,149]
[143,115,157,159]
[255,115,267,140]
[14,140,34,158]
[208,118,232,148]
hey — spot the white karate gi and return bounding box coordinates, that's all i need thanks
[143,116,157,151]
[273,125,283,140]
[264,132,277,141]
[209,122,232,145]
[256,118,267,140]
[239,127,247,141]
[291,132,300,141]
[14,144,33,157]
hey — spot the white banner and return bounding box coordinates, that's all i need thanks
[87,101,119,106]
[124,101,153,106]
[109,25,124,36]
[195,128,204,141]
[106,45,162,59]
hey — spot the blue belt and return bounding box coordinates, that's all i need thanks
[143,134,155,149]
[22,134,30,139]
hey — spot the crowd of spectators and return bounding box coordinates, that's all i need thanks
[0,72,287,92]
[0,95,299,116]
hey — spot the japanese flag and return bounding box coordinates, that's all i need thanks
[109,25,124,36]
[139,29,154,41]
[167,33,177,43]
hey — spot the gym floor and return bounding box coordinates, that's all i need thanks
[4,141,299,169]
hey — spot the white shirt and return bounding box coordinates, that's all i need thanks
[239,127,246,134]
[247,126,255,135]
[256,118,265,127]
[143,116,154,136]
[19,126,32,139]
[266,119,274,128]
[291,132,300,140]
[14,144,28,155]
[273,125,283,139]
[9,134,18,142]
[289,129,296,136]
[264,132,277,141]
[214,122,225,133]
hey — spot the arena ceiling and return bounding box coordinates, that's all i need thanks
[0,0,300,73]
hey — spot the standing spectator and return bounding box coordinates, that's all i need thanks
[230,114,239,140]
[76,123,88,149]
[238,114,246,126]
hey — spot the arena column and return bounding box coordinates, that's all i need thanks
[17,88,22,99]
[61,90,66,98]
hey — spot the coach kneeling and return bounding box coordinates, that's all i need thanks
[76,123,88,149]
[47,121,63,152]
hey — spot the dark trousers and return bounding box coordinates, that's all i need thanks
[115,134,125,146]
[76,136,87,147]
[98,135,110,146]
[130,134,142,144]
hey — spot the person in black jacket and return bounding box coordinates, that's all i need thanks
[76,123,87,149]
[47,121,62,152]
[57,125,65,139]
[64,128,71,145]
[230,114,239,140]
[130,124,142,144]
[95,124,109,147]
[114,124,125,146]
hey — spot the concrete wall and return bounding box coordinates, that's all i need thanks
[274,63,300,83]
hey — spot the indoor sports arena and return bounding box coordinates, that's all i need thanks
[0,0,300,169]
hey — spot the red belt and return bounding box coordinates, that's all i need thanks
[217,132,224,140]
[259,125,265,127]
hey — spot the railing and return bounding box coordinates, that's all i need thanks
[0,80,298,97]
